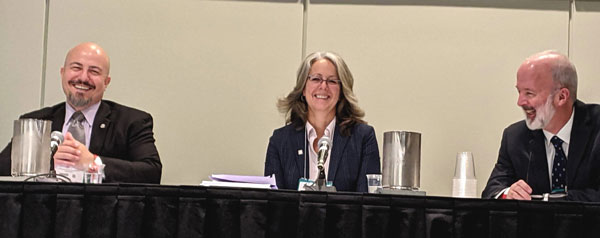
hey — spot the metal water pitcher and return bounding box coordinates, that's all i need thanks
[11,119,52,176]
[382,131,421,190]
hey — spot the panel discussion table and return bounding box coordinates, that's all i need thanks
[0,181,599,238]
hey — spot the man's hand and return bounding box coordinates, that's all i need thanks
[53,132,94,170]
[507,179,533,200]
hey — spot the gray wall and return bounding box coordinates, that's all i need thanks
[1,0,599,196]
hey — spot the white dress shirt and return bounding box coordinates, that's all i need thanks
[542,108,575,187]
[306,118,335,181]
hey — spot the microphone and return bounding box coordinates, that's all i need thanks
[303,135,337,192]
[50,131,64,154]
[49,131,63,173]
[317,136,331,171]
[525,138,534,184]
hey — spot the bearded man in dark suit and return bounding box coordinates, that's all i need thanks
[0,42,161,183]
[483,50,600,201]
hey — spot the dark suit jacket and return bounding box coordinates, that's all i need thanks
[0,100,162,184]
[482,100,600,201]
[264,122,381,192]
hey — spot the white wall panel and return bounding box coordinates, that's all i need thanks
[0,0,46,147]
[571,1,600,104]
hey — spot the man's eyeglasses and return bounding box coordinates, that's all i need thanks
[307,75,341,86]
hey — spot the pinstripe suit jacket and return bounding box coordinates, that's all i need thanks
[264,122,381,192]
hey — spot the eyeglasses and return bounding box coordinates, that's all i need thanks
[307,75,341,86]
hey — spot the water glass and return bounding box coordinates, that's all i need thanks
[366,174,382,193]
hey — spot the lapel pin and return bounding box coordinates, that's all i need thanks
[100,123,106,129]
[298,149,303,155]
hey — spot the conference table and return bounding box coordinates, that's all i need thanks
[0,181,598,238]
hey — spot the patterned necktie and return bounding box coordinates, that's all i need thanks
[68,111,86,144]
[550,136,567,192]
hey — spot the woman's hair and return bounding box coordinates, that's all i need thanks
[277,51,365,136]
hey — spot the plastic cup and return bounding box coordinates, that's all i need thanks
[366,174,382,193]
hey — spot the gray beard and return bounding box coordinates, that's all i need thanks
[67,92,91,108]
[524,94,556,130]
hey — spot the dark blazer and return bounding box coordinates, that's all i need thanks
[482,100,600,201]
[0,100,162,184]
[264,122,381,192]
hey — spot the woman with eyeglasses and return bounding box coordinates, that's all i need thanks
[264,51,380,192]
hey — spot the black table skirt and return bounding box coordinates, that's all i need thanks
[0,181,598,238]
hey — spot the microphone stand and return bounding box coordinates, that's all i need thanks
[304,166,337,192]
[47,148,60,179]
[303,136,336,192]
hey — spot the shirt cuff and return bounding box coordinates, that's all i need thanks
[495,187,510,199]
[89,154,105,179]
[94,155,103,166]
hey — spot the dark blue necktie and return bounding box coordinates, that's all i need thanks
[550,136,567,193]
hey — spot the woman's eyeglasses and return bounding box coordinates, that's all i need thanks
[307,75,341,86]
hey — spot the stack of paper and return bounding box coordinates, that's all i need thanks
[200,174,278,189]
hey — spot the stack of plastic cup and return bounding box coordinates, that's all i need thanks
[452,152,477,198]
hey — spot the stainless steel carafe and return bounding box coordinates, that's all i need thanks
[382,131,421,190]
[11,119,52,176]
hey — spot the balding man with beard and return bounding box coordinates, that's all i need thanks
[0,42,161,183]
[483,50,600,201]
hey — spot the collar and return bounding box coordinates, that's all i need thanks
[305,117,336,141]
[543,107,575,145]
[65,101,102,125]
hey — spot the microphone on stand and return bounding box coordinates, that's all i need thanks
[24,131,70,182]
[49,131,64,172]
[303,136,336,192]
[525,138,533,184]
[317,136,331,172]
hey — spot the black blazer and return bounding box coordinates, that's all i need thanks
[264,122,381,192]
[0,100,162,184]
[482,100,600,201]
